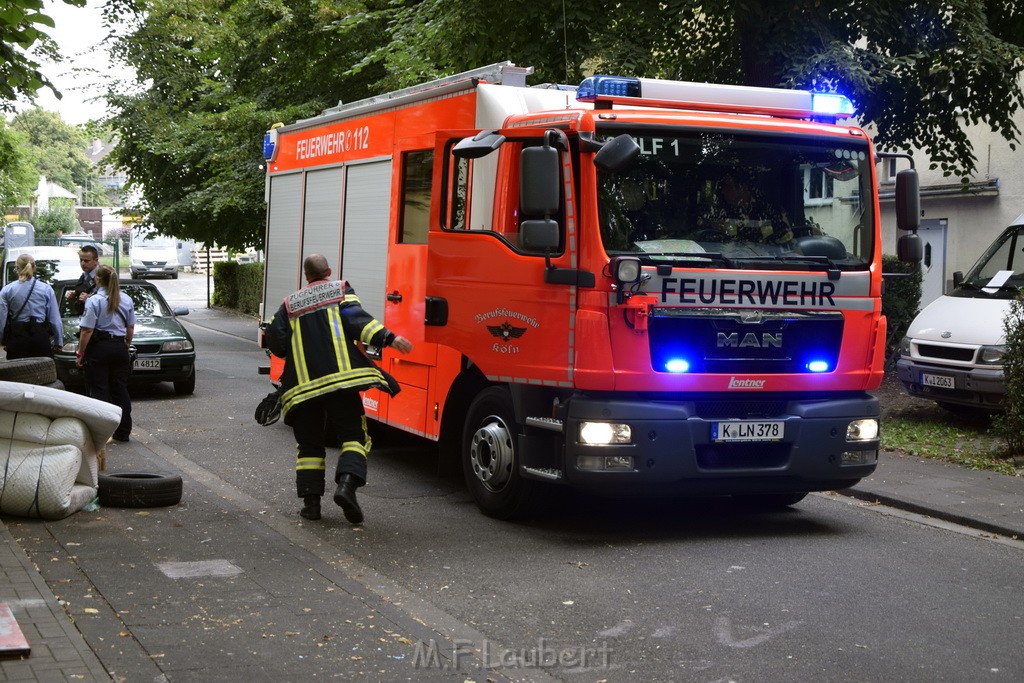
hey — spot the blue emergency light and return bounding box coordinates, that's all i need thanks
[665,358,691,373]
[576,74,855,120]
[811,93,855,116]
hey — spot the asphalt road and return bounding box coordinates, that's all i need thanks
[77,273,1024,680]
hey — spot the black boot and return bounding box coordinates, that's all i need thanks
[299,495,321,520]
[333,474,364,524]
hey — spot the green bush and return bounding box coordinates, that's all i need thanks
[212,261,239,308]
[881,254,922,369]
[211,260,263,317]
[995,294,1024,455]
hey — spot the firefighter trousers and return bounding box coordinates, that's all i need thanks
[289,391,370,498]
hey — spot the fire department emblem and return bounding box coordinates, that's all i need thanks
[487,321,527,342]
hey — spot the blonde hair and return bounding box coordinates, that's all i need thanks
[94,265,121,314]
[14,254,36,282]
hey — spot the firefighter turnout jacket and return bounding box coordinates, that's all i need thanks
[267,279,399,421]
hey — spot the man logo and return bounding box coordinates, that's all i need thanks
[717,332,782,349]
[487,321,527,342]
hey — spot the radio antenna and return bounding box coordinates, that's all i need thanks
[562,0,569,83]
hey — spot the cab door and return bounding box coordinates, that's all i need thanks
[424,129,588,389]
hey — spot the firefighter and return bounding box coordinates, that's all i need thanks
[266,254,413,524]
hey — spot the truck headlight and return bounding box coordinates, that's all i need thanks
[978,344,1007,365]
[846,419,878,442]
[578,422,632,445]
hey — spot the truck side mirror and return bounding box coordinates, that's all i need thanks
[895,169,920,232]
[520,219,560,251]
[520,142,561,217]
[593,133,641,171]
[897,232,923,263]
[953,271,964,288]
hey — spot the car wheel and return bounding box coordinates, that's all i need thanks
[173,367,196,395]
[0,357,58,385]
[171,272,178,280]
[462,386,545,520]
[98,472,183,508]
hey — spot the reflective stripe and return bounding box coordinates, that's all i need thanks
[296,457,325,471]
[281,367,385,410]
[291,319,309,384]
[360,320,383,345]
[340,440,370,458]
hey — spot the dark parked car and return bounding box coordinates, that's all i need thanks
[53,279,196,395]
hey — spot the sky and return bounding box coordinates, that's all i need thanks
[22,0,135,125]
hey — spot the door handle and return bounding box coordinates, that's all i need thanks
[387,291,403,303]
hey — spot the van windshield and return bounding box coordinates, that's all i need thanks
[952,224,1024,299]
[136,235,176,248]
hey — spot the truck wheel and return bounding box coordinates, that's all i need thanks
[462,386,541,519]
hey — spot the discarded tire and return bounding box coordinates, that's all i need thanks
[0,357,58,385]
[98,472,183,508]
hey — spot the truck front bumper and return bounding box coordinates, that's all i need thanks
[536,393,879,495]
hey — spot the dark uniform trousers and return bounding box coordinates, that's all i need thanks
[85,337,132,439]
[289,391,370,497]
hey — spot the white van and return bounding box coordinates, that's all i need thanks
[896,212,1024,411]
[129,231,180,279]
[2,246,83,288]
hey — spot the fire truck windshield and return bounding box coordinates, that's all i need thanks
[597,129,874,270]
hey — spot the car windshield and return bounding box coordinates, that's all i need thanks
[60,283,174,318]
[596,128,874,270]
[952,225,1024,299]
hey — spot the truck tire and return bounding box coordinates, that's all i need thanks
[98,472,183,508]
[0,357,58,385]
[462,386,543,520]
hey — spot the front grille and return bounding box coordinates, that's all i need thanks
[648,309,844,374]
[696,442,790,469]
[694,400,789,419]
[134,343,161,354]
[917,344,975,362]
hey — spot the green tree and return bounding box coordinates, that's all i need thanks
[0,120,37,212]
[10,108,98,200]
[365,0,1024,179]
[0,0,86,111]
[34,202,79,236]
[108,0,390,249]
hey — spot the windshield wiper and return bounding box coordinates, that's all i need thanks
[959,280,1020,293]
[726,254,842,279]
[638,252,736,268]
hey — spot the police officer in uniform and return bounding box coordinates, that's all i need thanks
[267,254,413,524]
[0,254,64,359]
[66,245,100,315]
[76,265,135,442]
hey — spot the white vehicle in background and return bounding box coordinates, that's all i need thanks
[1,246,82,287]
[130,230,180,279]
[897,212,1024,411]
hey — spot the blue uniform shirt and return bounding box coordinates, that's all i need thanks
[0,278,63,346]
[81,287,136,335]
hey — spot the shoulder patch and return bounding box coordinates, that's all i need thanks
[285,280,347,317]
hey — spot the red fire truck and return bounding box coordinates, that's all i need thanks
[260,62,921,518]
